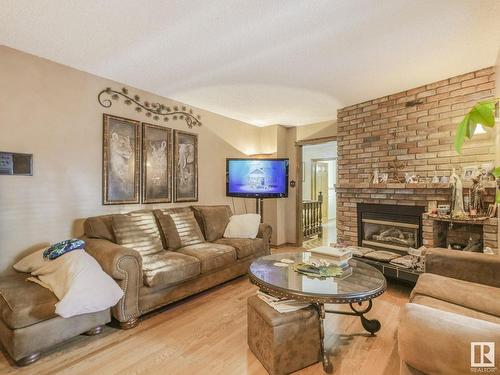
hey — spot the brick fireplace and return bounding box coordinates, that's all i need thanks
[336,67,498,254]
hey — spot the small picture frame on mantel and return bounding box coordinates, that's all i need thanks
[462,165,478,181]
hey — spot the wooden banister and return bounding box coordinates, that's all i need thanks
[302,192,323,239]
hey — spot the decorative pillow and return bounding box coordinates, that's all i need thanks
[223,214,261,239]
[191,205,232,241]
[154,210,182,250]
[84,215,115,242]
[363,250,401,263]
[43,239,85,260]
[112,211,164,256]
[13,248,123,318]
[154,207,205,249]
[346,246,374,258]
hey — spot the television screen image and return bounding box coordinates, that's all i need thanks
[226,158,289,198]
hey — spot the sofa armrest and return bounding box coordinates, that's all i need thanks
[398,303,500,375]
[83,237,142,322]
[425,248,500,288]
[257,223,272,240]
[257,223,272,253]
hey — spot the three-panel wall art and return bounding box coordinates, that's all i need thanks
[102,114,198,205]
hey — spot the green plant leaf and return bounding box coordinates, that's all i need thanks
[454,114,469,153]
[454,100,497,153]
[471,101,496,128]
[497,190,500,204]
[492,167,500,179]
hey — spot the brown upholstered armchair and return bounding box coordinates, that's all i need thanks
[398,248,500,375]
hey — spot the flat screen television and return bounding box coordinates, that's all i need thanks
[226,158,289,198]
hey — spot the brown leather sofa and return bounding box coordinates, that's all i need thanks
[398,248,500,375]
[82,205,271,329]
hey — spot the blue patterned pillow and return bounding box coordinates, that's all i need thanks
[43,239,85,260]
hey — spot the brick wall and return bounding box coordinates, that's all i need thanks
[336,67,497,249]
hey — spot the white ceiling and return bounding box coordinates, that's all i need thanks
[1,0,500,126]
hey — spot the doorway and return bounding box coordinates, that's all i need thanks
[298,140,337,248]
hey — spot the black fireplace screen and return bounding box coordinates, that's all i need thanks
[357,203,425,253]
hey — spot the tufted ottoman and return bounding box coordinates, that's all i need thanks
[247,295,320,375]
[0,273,111,366]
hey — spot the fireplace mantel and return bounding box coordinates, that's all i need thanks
[336,181,497,190]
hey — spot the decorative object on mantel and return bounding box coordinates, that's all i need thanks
[487,203,497,218]
[379,173,388,183]
[437,204,450,216]
[405,172,418,184]
[469,174,486,216]
[454,98,500,203]
[480,163,496,181]
[450,168,465,216]
[462,165,478,181]
[388,161,405,183]
[98,87,202,128]
[372,169,379,184]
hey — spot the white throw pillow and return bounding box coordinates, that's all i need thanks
[223,214,261,239]
[14,248,123,318]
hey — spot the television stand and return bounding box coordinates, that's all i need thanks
[255,198,264,223]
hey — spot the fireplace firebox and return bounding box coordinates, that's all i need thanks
[357,203,425,253]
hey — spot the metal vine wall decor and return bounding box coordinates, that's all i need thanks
[98,87,202,128]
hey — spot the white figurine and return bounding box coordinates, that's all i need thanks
[450,168,465,216]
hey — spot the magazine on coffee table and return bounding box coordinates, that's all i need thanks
[256,291,310,313]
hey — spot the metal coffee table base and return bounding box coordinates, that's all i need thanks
[314,300,381,373]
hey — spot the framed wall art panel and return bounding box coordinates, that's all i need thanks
[142,123,172,203]
[173,130,198,202]
[103,114,141,205]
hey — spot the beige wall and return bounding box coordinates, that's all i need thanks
[296,120,337,141]
[0,46,264,274]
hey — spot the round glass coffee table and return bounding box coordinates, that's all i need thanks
[248,252,387,373]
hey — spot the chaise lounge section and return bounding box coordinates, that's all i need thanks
[82,205,271,328]
[398,248,500,375]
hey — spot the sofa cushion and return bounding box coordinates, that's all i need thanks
[346,246,374,258]
[142,252,201,288]
[154,209,181,249]
[0,273,57,329]
[192,205,232,241]
[154,208,204,249]
[177,243,236,273]
[113,210,164,257]
[363,250,400,263]
[223,214,261,239]
[214,238,264,259]
[84,214,115,242]
[410,273,500,317]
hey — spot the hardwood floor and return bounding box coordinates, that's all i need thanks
[0,247,411,375]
